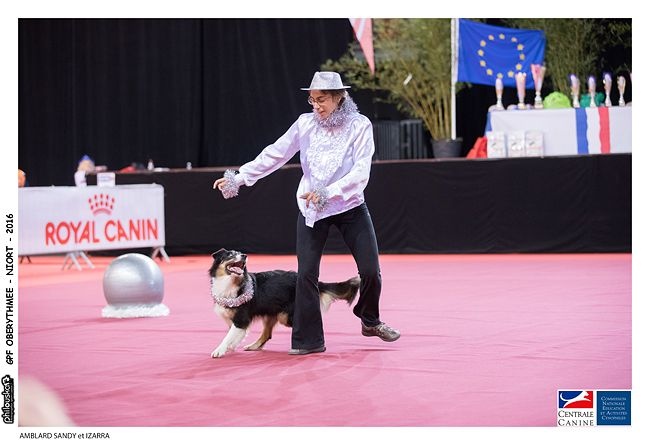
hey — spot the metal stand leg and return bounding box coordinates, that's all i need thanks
[62,252,81,271]
[78,251,95,269]
[61,251,95,271]
[151,246,170,263]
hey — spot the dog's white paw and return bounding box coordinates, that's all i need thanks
[211,347,228,358]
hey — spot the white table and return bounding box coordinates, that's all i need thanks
[485,106,632,156]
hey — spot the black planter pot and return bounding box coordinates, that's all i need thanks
[432,138,463,159]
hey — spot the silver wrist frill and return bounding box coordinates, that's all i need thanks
[220,169,240,199]
[312,186,329,212]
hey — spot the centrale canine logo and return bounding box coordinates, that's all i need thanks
[559,391,593,409]
[88,193,115,215]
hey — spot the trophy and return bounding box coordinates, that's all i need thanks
[617,76,626,106]
[603,73,612,107]
[570,74,580,108]
[531,64,546,109]
[494,77,504,110]
[515,72,527,109]
[588,76,597,107]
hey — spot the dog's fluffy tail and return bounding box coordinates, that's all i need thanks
[318,276,360,312]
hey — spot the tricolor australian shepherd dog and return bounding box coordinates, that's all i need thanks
[208,248,360,358]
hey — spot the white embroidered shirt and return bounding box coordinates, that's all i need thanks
[233,111,375,227]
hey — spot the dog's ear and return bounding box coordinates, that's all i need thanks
[211,248,226,261]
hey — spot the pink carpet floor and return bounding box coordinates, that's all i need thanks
[18,253,631,427]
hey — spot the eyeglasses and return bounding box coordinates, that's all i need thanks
[308,95,330,106]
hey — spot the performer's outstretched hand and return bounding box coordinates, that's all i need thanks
[213,177,226,191]
[214,170,240,199]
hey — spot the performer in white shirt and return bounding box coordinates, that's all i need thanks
[213,71,400,355]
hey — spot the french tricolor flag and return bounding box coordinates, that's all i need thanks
[575,107,632,154]
[575,107,627,154]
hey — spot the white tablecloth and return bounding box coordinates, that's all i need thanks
[485,106,632,156]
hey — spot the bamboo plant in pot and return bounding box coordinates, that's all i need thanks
[323,18,463,158]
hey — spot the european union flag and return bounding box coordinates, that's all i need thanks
[456,19,545,89]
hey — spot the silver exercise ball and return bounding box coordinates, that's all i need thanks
[103,253,164,306]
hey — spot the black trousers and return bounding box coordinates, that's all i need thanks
[292,203,382,349]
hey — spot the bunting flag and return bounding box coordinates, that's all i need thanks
[349,18,375,74]
[456,19,545,89]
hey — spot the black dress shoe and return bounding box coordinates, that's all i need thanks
[288,345,326,355]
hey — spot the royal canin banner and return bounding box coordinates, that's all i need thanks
[18,184,165,255]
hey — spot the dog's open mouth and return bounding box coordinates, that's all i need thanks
[226,261,245,276]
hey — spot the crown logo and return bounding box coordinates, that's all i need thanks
[88,193,115,215]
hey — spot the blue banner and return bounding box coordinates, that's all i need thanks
[457,19,545,89]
